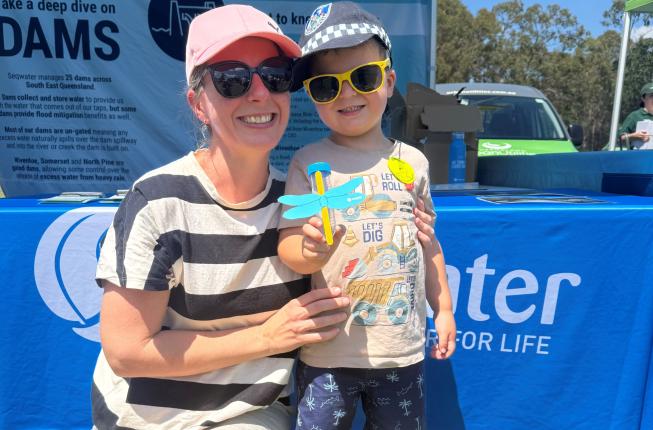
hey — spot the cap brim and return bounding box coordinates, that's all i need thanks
[196,30,301,69]
[291,33,378,92]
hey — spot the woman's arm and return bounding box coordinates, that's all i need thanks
[100,281,349,378]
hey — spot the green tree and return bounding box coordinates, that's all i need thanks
[435,0,480,83]
[576,32,622,150]
[621,38,653,118]
[434,0,644,149]
[602,0,650,29]
[602,0,653,142]
[474,0,588,86]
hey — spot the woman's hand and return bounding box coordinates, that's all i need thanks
[414,198,436,248]
[259,286,350,355]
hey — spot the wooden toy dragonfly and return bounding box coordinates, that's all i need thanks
[279,162,365,245]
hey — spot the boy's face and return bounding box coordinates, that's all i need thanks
[310,41,396,139]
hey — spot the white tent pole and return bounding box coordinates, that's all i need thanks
[608,11,632,151]
[430,0,437,88]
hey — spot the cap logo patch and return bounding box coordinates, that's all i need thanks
[305,3,332,36]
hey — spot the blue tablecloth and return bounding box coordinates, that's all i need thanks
[423,188,653,430]
[0,201,116,429]
[1,190,652,429]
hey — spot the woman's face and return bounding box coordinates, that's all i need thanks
[192,37,291,156]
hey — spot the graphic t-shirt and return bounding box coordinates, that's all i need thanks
[280,138,435,368]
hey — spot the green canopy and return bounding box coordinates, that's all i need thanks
[608,0,653,149]
[625,0,653,13]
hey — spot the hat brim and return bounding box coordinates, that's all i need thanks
[290,33,379,92]
[196,31,302,70]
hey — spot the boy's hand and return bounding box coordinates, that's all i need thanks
[431,310,456,360]
[301,216,344,263]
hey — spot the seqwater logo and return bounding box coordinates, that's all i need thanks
[426,254,582,356]
[148,0,224,61]
[481,142,512,151]
[34,207,117,342]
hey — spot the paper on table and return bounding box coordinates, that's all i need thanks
[39,191,104,204]
[634,120,653,149]
[96,189,129,203]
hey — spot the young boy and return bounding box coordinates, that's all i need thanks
[278,2,456,428]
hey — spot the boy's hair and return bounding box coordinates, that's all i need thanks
[291,1,392,91]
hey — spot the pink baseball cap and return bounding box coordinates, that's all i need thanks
[185,4,301,84]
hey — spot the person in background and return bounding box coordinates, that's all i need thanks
[277,2,456,429]
[90,5,351,429]
[618,82,653,149]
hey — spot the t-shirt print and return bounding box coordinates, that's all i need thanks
[334,171,419,327]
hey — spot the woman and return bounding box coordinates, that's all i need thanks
[91,5,439,430]
[91,6,350,429]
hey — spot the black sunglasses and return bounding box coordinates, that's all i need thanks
[207,56,294,98]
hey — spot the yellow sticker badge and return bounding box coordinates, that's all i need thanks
[388,156,415,185]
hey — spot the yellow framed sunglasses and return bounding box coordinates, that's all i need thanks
[303,58,391,104]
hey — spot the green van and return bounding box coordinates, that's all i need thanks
[435,83,583,156]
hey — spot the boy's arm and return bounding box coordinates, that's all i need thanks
[424,240,456,360]
[415,198,456,359]
[278,218,343,275]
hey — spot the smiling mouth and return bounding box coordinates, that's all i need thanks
[338,105,364,113]
[239,113,275,124]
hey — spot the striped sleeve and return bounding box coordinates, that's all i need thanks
[96,188,177,291]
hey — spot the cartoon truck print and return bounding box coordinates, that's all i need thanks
[373,220,418,273]
[339,174,396,221]
[341,221,418,279]
[346,276,414,326]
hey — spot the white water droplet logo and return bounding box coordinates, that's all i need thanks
[482,142,512,150]
[34,207,117,342]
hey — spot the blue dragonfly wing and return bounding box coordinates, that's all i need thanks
[282,201,324,219]
[326,193,366,209]
[324,177,364,198]
[278,193,320,207]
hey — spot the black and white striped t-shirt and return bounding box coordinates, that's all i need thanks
[92,152,308,430]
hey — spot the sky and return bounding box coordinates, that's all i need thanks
[460,0,617,37]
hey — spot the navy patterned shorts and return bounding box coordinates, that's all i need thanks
[295,360,425,430]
